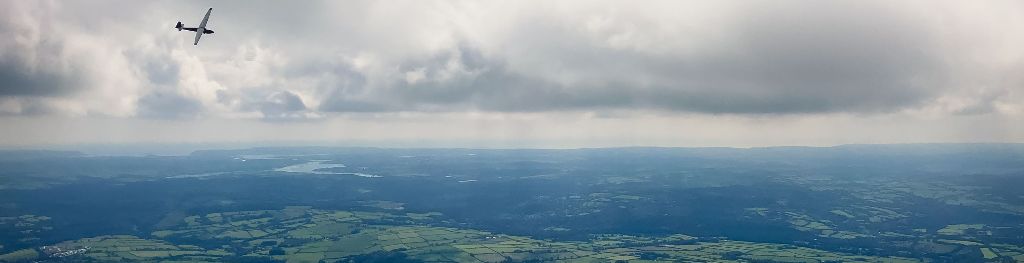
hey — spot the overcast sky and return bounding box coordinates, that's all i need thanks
[1,0,1022,149]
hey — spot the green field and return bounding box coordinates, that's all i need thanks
[0,207,927,262]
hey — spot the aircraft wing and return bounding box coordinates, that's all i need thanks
[193,8,212,45]
[199,8,212,28]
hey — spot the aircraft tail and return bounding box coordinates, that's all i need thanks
[175,21,183,31]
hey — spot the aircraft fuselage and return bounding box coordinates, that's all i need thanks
[177,8,214,45]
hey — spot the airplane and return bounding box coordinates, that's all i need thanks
[175,8,214,45]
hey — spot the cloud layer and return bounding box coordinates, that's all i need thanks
[1,0,1023,121]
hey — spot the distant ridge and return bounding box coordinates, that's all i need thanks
[186,143,1024,158]
[0,150,84,161]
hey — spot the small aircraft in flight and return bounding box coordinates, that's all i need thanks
[175,8,214,45]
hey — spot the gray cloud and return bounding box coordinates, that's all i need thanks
[255,91,310,121]
[0,57,82,97]
[0,9,84,97]
[134,54,180,86]
[0,0,1020,118]
[137,92,202,119]
[309,1,997,114]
